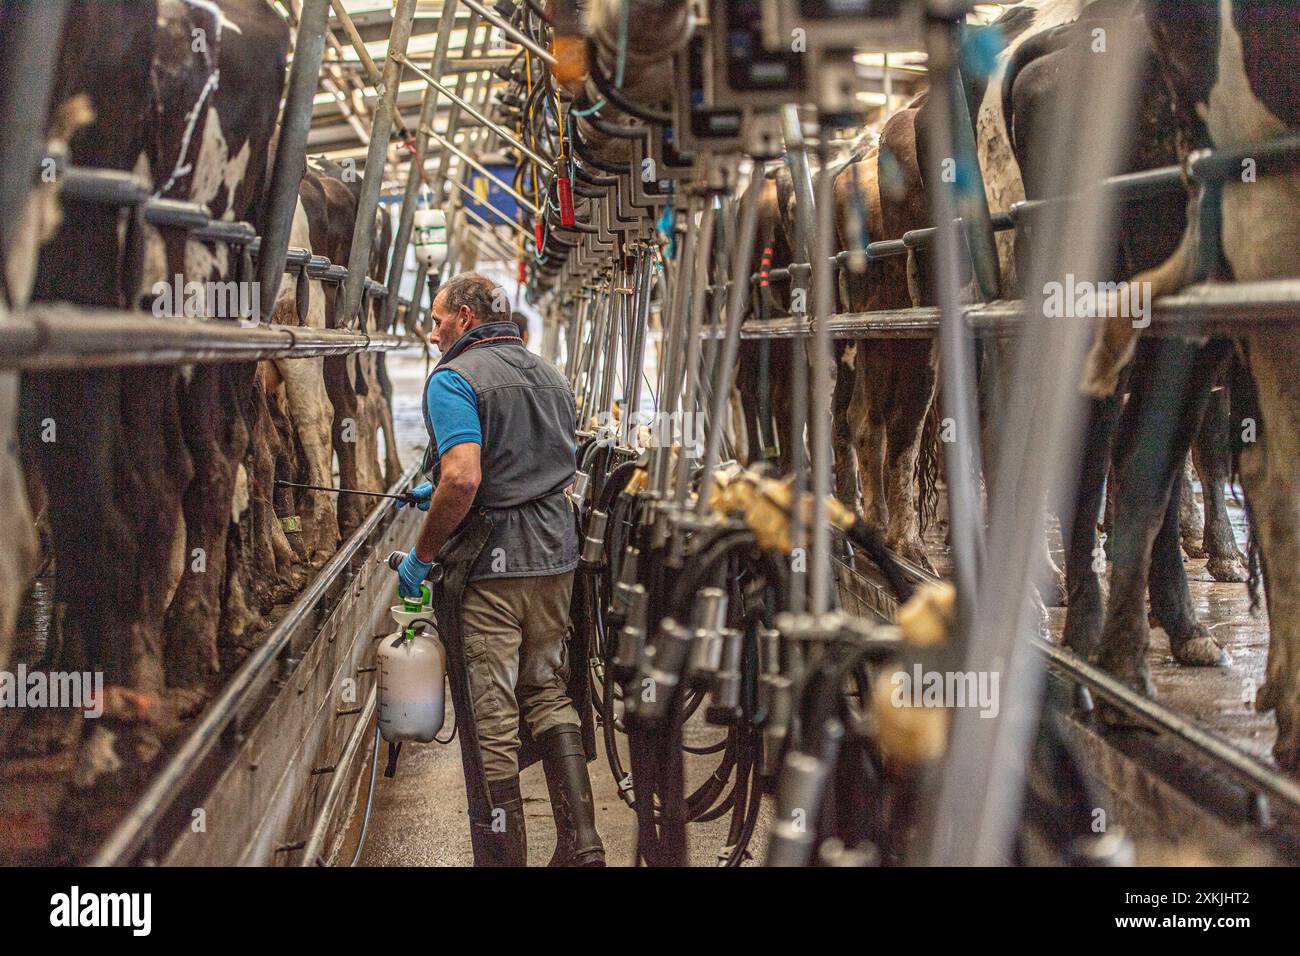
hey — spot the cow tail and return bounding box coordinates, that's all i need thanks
[915,400,941,535]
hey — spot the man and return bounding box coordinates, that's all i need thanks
[394,273,604,867]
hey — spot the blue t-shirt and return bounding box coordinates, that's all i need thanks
[426,369,481,455]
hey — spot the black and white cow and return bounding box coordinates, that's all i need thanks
[11,1,292,847]
[1084,0,1300,774]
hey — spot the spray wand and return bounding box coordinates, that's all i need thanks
[274,479,421,507]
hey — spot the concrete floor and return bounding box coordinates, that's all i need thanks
[348,698,770,867]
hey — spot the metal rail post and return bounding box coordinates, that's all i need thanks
[696,172,763,516]
[918,9,987,622]
[258,0,331,319]
[340,0,419,328]
[780,105,816,614]
[0,0,68,265]
[809,142,836,616]
[625,245,653,421]
[673,192,717,515]
[383,0,461,330]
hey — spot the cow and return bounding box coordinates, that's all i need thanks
[834,103,940,571]
[1083,0,1300,774]
[146,0,296,691]
[735,171,796,475]
[0,0,103,672]
[735,151,916,530]
[13,0,168,770]
[6,1,292,858]
[301,157,401,537]
[939,0,1246,655]
[265,196,339,567]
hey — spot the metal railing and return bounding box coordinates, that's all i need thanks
[721,132,1300,340]
[835,543,1300,826]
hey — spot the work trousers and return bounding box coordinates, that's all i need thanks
[461,570,579,782]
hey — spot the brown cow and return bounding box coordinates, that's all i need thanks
[834,106,939,571]
[301,157,401,538]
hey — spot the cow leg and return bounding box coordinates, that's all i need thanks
[832,342,858,508]
[273,355,338,564]
[1062,388,1126,659]
[772,343,795,476]
[851,341,889,530]
[1237,333,1300,775]
[374,354,403,484]
[881,339,937,572]
[734,341,764,467]
[324,355,365,536]
[1149,460,1229,666]
[162,364,246,689]
[354,354,386,492]
[1178,456,1206,558]
[1097,339,1228,695]
[1194,381,1247,582]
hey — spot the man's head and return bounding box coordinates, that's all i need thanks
[510,311,529,346]
[429,272,508,353]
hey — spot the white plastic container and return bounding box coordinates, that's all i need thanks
[378,608,447,744]
[412,206,448,269]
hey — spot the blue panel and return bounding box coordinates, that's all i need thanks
[463,163,520,226]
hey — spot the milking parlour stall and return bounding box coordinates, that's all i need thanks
[0,0,1296,941]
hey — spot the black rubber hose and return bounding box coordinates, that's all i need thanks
[571,130,636,174]
[585,37,674,125]
[669,529,756,611]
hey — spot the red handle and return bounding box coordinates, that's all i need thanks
[557,176,575,226]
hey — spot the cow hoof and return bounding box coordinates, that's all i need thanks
[1206,553,1248,584]
[892,541,936,575]
[1098,654,1156,699]
[1273,729,1300,779]
[1181,538,1207,559]
[1097,665,1156,729]
[1172,634,1231,667]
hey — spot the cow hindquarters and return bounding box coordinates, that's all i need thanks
[1238,333,1300,774]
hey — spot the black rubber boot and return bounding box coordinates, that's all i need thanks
[469,776,528,867]
[539,725,605,866]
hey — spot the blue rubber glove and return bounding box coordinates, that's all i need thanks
[397,481,432,511]
[397,547,434,600]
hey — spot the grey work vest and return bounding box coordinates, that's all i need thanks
[422,322,579,580]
